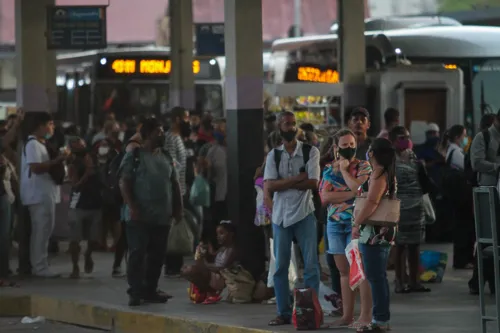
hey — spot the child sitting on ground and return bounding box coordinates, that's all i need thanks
[182,221,238,304]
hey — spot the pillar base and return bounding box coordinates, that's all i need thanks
[226,108,265,278]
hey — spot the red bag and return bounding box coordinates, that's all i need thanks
[346,240,366,290]
[292,288,323,330]
[187,283,207,304]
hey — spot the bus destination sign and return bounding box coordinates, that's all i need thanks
[111,59,201,75]
[47,6,107,50]
[297,66,340,84]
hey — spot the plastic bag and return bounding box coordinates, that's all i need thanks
[422,194,436,224]
[292,288,324,330]
[345,239,366,291]
[267,238,299,290]
[419,250,448,283]
[187,282,207,304]
[167,218,194,256]
[189,175,210,207]
[220,266,256,303]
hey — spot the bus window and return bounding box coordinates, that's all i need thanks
[471,59,500,131]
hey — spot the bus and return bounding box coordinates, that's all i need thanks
[271,25,500,135]
[56,46,224,128]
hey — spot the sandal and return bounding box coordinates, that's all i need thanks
[268,315,291,326]
[357,322,389,332]
[0,280,20,288]
[327,318,353,328]
[202,295,222,304]
[349,321,371,329]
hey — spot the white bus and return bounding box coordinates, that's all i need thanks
[271,25,500,134]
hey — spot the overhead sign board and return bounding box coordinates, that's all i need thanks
[47,6,107,50]
[195,23,225,56]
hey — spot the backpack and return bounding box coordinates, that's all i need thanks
[464,130,490,186]
[439,149,471,204]
[274,143,322,214]
[101,141,142,206]
[24,137,65,185]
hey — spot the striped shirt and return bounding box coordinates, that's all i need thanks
[164,131,187,195]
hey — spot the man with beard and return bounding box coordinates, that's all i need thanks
[119,117,183,306]
[347,107,372,160]
[163,106,191,277]
[264,111,320,326]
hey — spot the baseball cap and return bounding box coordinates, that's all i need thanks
[427,123,440,132]
[350,107,370,119]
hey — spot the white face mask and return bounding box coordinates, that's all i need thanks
[98,146,109,155]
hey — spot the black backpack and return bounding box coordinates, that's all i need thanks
[440,149,471,204]
[464,130,490,187]
[273,143,322,213]
[101,140,142,206]
[24,137,65,185]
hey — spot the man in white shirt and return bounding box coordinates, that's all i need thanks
[264,111,321,327]
[20,112,69,277]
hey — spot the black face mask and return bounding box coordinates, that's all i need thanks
[338,147,357,160]
[280,129,297,142]
[180,121,191,138]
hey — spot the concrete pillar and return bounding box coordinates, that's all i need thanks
[15,0,57,275]
[169,0,195,110]
[337,0,366,124]
[224,0,265,276]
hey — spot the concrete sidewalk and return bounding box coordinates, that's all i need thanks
[0,243,496,333]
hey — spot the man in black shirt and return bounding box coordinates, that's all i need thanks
[347,107,372,160]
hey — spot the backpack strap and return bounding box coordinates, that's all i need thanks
[483,129,490,154]
[23,137,37,156]
[446,149,456,166]
[274,148,282,179]
[302,143,312,167]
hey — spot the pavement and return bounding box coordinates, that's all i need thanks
[0,317,104,333]
[0,243,497,333]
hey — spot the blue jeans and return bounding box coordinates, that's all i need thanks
[273,213,320,318]
[0,195,11,277]
[326,221,352,255]
[359,243,391,324]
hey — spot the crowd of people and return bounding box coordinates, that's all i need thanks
[0,102,497,332]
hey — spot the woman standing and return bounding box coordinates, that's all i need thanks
[441,124,468,170]
[352,138,397,333]
[320,128,372,328]
[389,126,430,294]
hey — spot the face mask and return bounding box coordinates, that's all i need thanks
[214,131,225,145]
[180,121,192,138]
[395,138,413,151]
[338,147,356,160]
[461,137,469,148]
[98,146,109,155]
[44,133,53,140]
[280,129,297,142]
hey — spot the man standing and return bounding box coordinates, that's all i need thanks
[20,112,69,277]
[264,111,321,327]
[119,117,183,306]
[347,107,372,160]
[163,106,190,277]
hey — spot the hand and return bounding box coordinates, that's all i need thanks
[207,243,214,255]
[339,159,350,171]
[57,148,70,162]
[296,172,308,182]
[351,224,360,239]
[129,206,140,221]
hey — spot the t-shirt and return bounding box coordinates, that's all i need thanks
[164,131,187,195]
[319,159,372,222]
[356,137,373,160]
[120,149,178,225]
[68,155,102,210]
[20,136,59,205]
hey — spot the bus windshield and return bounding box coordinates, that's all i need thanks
[96,83,223,117]
[471,59,500,130]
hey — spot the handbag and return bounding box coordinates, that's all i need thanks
[354,195,400,227]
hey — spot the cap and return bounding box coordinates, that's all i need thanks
[350,107,370,119]
[427,123,440,132]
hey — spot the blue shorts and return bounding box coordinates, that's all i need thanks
[326,221,352,255]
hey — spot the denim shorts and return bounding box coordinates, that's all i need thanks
[326,221,352,255]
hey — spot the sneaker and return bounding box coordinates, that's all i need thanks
[128,296,141,307]
[34,270,60,278]
[143,292,169,304]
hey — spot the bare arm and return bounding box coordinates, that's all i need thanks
[321,190,357,205]
[341,168,368,192]
[266,176,302,192]
[354,173,388,226]
[119,177,137,210]
[291,178,318,191]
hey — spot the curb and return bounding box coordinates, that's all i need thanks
[0,294,274,333]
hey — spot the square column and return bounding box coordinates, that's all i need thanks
[15,0,57,275]
[337,0,366,123]
[224,0,265,276]
[169,0,195,110]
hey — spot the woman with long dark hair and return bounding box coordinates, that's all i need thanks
[352,138,397,333]
[389,126,430,294]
